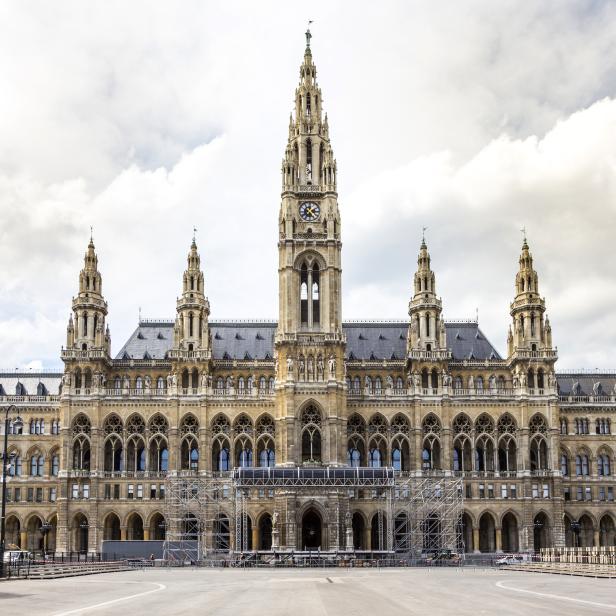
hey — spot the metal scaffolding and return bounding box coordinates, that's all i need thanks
[394,475,464,556]
[163,470,463,561]
[163,474,234,562]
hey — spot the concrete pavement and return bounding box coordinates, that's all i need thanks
[0,567,615,615]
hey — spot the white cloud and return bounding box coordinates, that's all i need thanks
[0,1,615,369]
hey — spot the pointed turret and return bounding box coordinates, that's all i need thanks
[407,238,447,353]
[172,237,211,355]
[70,237,109,353]
[508,236,557,391]
[510,237,548,352]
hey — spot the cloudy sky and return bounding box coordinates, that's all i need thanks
[1,0,616,371]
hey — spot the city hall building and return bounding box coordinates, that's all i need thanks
[1,33,615,557]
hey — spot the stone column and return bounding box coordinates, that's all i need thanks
[20,531,27,550]
[120,527,127,541]
[251,526,259,551]
[594,530,600,547]
[495,528,503,553]
[365,526,372,551]
[143,529,150,541]
[472,528,480,553]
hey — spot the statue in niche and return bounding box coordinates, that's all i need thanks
[286,356,294,375]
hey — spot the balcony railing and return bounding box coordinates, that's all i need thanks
[60,349,107,360]
[0,395,60,403]
[559,394,616,404]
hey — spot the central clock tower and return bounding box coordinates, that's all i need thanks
[277,28,342,336]
[275,29,346,467]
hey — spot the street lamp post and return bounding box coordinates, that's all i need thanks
[1,405,23,578]
[40,522,52,556]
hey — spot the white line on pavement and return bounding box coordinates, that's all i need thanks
[51,582,166,616]
[495,580,616,610]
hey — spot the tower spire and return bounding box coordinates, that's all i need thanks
[507,236,557,385]
[65,236,109,354]
[173,237,211,354]
[407,239,447,354]
[280,29,337,193]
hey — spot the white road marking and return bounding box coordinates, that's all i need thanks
[495,580,616,610]
[51,582,166,616]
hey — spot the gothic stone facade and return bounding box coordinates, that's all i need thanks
[2,34,615,555]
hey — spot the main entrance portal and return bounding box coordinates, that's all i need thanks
[302,509,322,550]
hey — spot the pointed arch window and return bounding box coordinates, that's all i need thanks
[299,260,320,328]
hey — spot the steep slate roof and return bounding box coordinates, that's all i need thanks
[115,320,502,362]
[0,373,62,396]
[556,373,616,396]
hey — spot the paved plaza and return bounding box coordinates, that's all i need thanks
[0,567,615,615]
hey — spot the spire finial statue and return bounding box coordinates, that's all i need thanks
[305,21,313,49]
[422,226,428,245]
[520,226,528,246]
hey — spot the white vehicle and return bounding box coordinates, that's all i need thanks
[3,550,32,564]
[495,554,524,566]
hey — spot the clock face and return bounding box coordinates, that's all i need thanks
[299,201,320,222]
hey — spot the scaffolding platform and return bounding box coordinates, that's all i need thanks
[163,469,464,562]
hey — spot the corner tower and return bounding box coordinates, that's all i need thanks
[507,237,557,390]
[66,237,110,354]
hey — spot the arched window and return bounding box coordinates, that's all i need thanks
[30,454,44,476]
[392,447,402,471]
[301,405,322,462]
[135,377,143,390]
[348,447,361,467]
[8,454,22,476]
[218,446,230,471]
[300,263,308,326]
[50,453,59,476]
[560,452,569,476]
[268,377,275,392]
[259,446,275,467]
[157,377,164,390]
[312,264,320,324]
[259,376,266,391]
[598,454,611,476]
[575,454,590,476]
[299,260,320,328]
[368,446,382,468]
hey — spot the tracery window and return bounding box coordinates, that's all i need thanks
[301,405,322,462]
